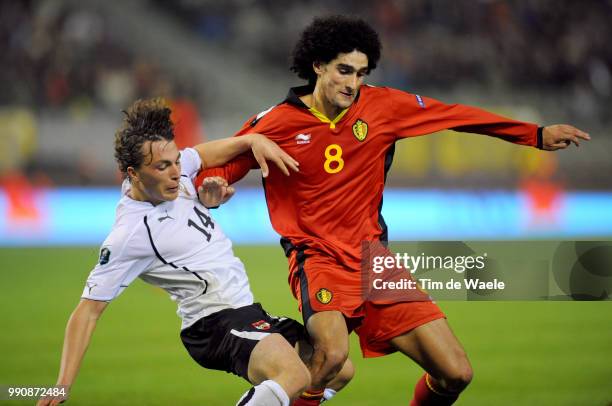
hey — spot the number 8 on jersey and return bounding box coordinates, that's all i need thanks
[324,144,344,174]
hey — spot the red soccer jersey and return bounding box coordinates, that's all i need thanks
[197,85,540,271]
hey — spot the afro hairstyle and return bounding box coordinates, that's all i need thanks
[290,15,382,85]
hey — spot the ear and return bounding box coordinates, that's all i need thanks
[127,167,138,182]
[313,61,325,76]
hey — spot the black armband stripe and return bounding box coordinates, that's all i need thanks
[537,127,544,149]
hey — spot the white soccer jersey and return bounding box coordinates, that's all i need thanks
[82,148,254,329]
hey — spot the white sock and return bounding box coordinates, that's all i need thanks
[323,388,337,401]
[236,380,290,406]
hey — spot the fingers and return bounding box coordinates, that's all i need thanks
[269,151,300,176]
[221,186,235,204]
[198,185,221,200]
[562,125,591,146]
[272,156,290,176]
[198,176,233,207]
[253,150,270,178]
[550,142,570,150]
[574,128,591,141]
[280,152,300,173]
[201,176,228,187]
[279,150,299,171]
[199,177,227,197]
[250,136,299,177]
[544,124,591,150]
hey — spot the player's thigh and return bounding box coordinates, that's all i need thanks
[306,310,350,359]
[390,318,472,381]
[247,333,310,385]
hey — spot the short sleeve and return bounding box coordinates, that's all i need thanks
[180,148,203,180]
[82,225,154,301]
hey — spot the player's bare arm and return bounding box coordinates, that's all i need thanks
[194,133,299,177]
[542,124,591,150]
[37,299,108,406]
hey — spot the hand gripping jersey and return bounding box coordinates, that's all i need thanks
[197,85,542,271]
[82,148,253,329]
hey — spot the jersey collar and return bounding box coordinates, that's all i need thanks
[283,84,314,107]
[284,84,360,129]
[308,106,349,129]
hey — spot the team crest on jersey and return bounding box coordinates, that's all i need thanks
[252,320,271,330]
[99,247,111,265]
[352,119,368,142]
[316,288,333,304]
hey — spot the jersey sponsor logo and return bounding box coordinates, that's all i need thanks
[99,247,111,265]
[415,94,426,108]
[158,210,174,222]
[86,281,97,294]
[315,288,333,304]
[251,320,271,330]
[295,133,311,145]
[352,119,368,142]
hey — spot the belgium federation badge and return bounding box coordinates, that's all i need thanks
[352,119,368,142]
[316,288,333,304]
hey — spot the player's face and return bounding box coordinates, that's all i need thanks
[314,50,369,113]
[130,140,181,205]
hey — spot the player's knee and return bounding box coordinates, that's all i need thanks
[321,347,349,374]
[443,363,473,393]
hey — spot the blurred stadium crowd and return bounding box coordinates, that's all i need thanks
[0,0,610,187]
[0,0,200,111]
[159,0,612,124]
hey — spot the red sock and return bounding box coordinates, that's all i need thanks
[293,389,324,406]
[410,374,459,406]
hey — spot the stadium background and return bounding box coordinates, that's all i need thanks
[0,0,610,405]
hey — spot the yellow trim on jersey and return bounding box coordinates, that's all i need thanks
[308,106,349,129]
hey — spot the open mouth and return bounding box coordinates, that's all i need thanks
[340,91,353,98]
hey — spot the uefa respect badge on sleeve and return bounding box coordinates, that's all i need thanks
[360,241,612,301]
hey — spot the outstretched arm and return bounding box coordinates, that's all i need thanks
[37,299,108,406]
[389,89,591,149]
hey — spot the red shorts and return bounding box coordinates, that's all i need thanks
[288,249,446,358]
